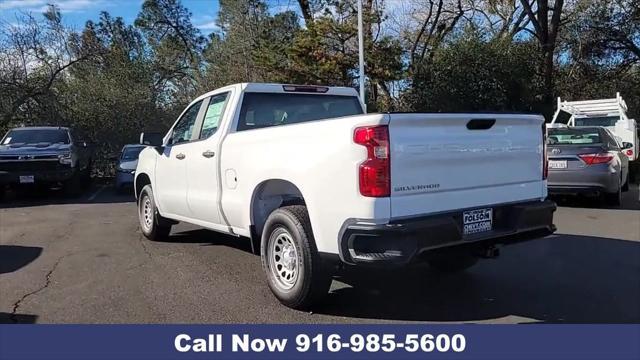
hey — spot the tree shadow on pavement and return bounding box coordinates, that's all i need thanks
[0,245,43,274]
[314,234,640,323]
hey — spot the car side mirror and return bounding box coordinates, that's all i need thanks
[622,142,633,149]
[140,132,163,146]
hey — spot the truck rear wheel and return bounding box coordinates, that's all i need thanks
[261,205,331,310]
[427,251,479,273]
[138,185,171,241]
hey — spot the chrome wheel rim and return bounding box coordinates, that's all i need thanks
[139,195,153,232]
[268,228,299,290]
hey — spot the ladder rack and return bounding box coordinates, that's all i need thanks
[551,93,629,125]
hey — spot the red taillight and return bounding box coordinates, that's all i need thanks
[578,153,614,165]
[626,149,634,157]
[354,125,390,197]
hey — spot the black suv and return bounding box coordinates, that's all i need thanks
[0,127,93,196]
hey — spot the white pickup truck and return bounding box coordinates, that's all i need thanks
[135,83,556,309]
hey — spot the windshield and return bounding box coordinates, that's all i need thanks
[121,147,144,160]
[2,129,70,145]
[548,128,602,145]
[237,93,363,131]
[574,116,619,127]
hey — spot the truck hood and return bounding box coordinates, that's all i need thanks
[0,143,72,156]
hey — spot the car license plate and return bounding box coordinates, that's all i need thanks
[463,208,492,235]
[19,175,34,184]
[549,160,567,169]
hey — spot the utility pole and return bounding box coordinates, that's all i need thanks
[357,0,366,112]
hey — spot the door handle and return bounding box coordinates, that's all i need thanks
[202,150,215,158]
[176,153,186,160]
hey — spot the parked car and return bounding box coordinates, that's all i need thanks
[134,83,556,309]
[546,126,630,205]
[115,144,145,191]
[0,126,93,196]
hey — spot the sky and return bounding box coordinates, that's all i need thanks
[0,0,303,35]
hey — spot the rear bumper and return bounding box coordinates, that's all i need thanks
[547,169,619,195]
[338,200,556,266]
[547,185,608,196]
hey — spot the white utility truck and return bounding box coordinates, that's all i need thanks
[551,93,638,163]
[135,83,556,309]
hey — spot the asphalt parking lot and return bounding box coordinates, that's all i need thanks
[1,182,639,324]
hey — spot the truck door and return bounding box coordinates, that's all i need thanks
[155,100,204,218]
[185,92,230,225]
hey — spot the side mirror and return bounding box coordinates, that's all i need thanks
[140,132,163,146]
[622,142,633,149]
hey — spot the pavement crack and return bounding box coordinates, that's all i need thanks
[10,254,67,323]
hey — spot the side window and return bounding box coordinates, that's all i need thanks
[199,93,229,139]
[170,100,202,145]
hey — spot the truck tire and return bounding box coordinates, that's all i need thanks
[427,251,479,273]
[138,185,171,241]
[261,205,331,310]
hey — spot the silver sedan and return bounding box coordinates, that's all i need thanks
[547,126,630,206]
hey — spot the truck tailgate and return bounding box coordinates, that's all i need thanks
[389,113,545,218]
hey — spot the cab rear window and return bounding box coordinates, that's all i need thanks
[237,93,363,131]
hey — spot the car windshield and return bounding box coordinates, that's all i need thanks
[2,129,70,145]
[548,128,601,145]
[121,147,144,160]
[237,93,363,131]
[574,116,619,127]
